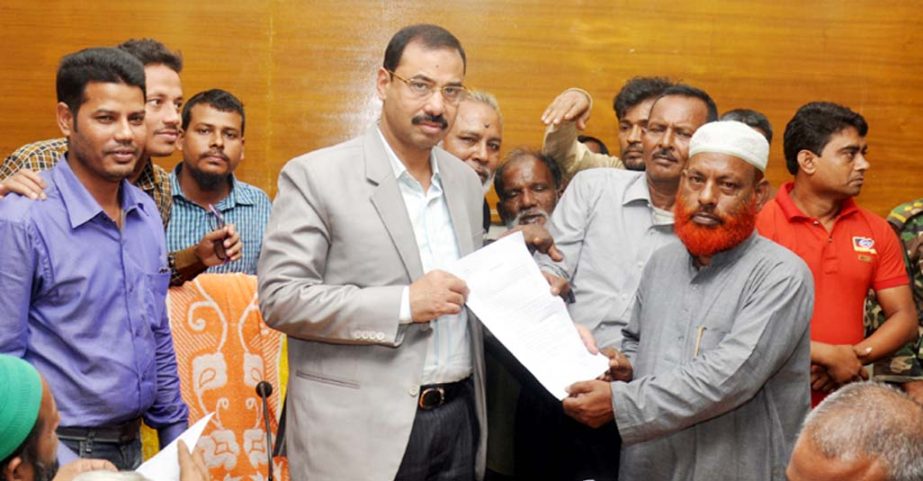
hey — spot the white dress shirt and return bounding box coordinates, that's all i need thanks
[379,129,472,384]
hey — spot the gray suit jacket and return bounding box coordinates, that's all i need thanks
[258,127,487,481]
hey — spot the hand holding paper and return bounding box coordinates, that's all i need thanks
[447,232,608,399]
[136,413,214,481]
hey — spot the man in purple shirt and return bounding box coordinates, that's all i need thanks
[0,47,188,470]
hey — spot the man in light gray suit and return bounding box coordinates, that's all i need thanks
[258,25,486,481]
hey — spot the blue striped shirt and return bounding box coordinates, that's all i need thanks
[166,166,272,275]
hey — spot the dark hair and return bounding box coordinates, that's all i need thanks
[494,148,563,197]
[0,417,43,481]
[116,38,183,73]
[181,89,246,135]
[612,76,673,120]
[721,108,773,143]
[56,47,146,126]
[383,24,466,73]
[783,101,868,175]
[652,84,718,122]
[577,134,610,155]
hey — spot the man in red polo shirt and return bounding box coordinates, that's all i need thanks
[757,101,918,406]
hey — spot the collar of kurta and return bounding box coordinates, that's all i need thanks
[689,231,760,273]
[54,154,147,229]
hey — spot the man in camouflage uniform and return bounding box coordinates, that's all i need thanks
[865,198,923,400]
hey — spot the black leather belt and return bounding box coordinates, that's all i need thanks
[418,378,470,410]
[57,418,142,443]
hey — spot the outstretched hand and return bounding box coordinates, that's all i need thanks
[541,88,592,130]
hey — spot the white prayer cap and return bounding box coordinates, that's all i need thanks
[689,120,769,172]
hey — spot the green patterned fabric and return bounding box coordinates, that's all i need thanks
[864,198,923,381]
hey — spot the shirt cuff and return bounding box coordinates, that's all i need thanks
[399,286,412,324]
[158,422,189,448]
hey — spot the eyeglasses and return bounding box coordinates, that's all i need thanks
[386,69,467,104]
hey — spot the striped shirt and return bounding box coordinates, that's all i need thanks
[166,165,272,275]
[1,138,172,228]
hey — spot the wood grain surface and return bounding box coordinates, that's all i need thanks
[1,0,920,216]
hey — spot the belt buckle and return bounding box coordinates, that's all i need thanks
[418,386,445,410]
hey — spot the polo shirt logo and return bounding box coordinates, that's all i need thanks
[852,236,877,254]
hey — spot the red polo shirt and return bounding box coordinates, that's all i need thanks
[756,182,908,405]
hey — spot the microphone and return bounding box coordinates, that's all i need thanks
[255,381,275,481]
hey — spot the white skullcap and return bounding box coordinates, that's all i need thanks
[689,120,769,172]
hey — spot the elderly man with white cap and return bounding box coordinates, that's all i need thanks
[563,121,816,481]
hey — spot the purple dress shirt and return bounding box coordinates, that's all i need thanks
[0,157,188,444]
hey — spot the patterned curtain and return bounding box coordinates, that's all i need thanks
[146,273,290,481]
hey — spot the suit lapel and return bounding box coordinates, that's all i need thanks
[436,150,474,256]
[364,128,424,281]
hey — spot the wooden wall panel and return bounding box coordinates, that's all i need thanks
[1,0,920,216]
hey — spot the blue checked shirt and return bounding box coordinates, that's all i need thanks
[166,165,272,275]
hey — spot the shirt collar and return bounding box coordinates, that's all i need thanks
[377,127,440,186]
[53,154,146,229]
[134,159,157,194]
[170,163,253,209]
[775,181,859,221]
[623,172,651,206]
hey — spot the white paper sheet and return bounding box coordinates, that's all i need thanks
[136,413,214,481]
[448,231,608,399]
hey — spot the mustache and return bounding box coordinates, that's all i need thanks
[689,207,726,225]
[652,147,678,162]
[624,144,643,154]
[509,208,549,227]
[199,150,229,161]
[412,113,448,130]
[103,144,139,155]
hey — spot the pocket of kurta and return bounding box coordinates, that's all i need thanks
[693,327,728,357]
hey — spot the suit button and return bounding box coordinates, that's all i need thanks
[409,386,419,397]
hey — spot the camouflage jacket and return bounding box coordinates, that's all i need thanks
[865,198,923,381]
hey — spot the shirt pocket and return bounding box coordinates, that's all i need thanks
[692,326,729,358]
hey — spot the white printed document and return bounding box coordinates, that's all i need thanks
[136,413,214,481]
[448,232,608,399]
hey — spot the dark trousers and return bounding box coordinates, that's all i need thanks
[59,435,142,471]
[515,374,621,481]
[395,380,479,481]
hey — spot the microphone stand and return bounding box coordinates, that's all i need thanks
[256,381,275,481]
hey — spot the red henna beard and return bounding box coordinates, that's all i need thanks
[673,191,758,258]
